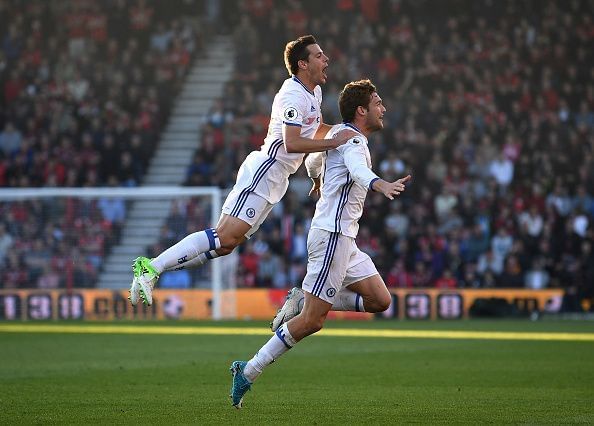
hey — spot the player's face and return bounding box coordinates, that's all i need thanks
[366,92,386,131]
[304,44,329,85]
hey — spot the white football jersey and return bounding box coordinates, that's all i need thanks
[261,75,322,174]
[309,123,380,238]
[229,76,323,205]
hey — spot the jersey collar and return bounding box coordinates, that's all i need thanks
[291,75,315,96]
[344,122,363,135]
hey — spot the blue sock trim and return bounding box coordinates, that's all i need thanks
[275,328,293,349]
[205,228,217,251]
[355,293,361,312]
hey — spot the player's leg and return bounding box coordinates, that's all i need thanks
[270,244,387,326]
[266,273,388,320]
[342,249,391,313]
[156,218,247,273]
[130,191,271,306]
[230,230,345,408]
[130,223,224,305]
[130,150,271,305]
[149,187,262,274]
[344,274,391,313]
[164,189,275,268]
[248,229,347,373]
[286,291,332,340]
[231,283,335,407]
[271,285,364,331]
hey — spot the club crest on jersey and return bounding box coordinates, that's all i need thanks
[246,208,256,218]
[283,106,299,121]
[326,288,336,298]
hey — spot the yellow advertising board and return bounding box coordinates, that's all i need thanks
[381,288,564,320]
[0,288,564,321]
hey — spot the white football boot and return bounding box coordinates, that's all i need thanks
[128,276,141,306]
[270,287,304,332]
[132,256,160,306]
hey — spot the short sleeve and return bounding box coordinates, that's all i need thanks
[278,90,308,128]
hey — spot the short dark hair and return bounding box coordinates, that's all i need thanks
[339,79,377,123]
[284,35,318,76]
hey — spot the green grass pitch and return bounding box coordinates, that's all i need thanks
[1,320,594,425]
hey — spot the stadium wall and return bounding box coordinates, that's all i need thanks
[0,289,563,321]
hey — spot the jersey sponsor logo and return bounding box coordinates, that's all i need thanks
[283,106,299,121]
[326,288,336,298]
[246,207,256,218]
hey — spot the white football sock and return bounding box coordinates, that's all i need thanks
[243,323,296,383]
[163,250,220,271]
[331,288,365,312]
[151,228,220,274]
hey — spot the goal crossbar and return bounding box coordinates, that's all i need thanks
[0,186,227,320]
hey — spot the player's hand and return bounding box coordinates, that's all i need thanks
[330,129,357,148]
[396,174,412,187]
[373,174,412,200]
[309,177,321,198]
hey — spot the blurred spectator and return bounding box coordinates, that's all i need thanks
[98,177,127,235]
[477,248,503,277]
[434,269,457,289]
[290,223,308,263]
[491,227,514,267]
[257,251,280,288]
[0,121,22,156]
[384,201,409,239]
[459,263,482,289]
[36,265,61,289]
[488,152,514,189]
[386,259,413,288]
[525,257,550,290]
[498,256,524,288]
[0,222,13,263]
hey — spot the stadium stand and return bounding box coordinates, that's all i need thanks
[1,0,593,312]
[0,0,204,288]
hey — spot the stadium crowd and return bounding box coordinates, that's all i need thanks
[0,0,203,288]
[1,0,593,311]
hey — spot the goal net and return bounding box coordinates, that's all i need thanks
[0,186,236,320]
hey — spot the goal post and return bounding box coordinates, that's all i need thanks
[0,186,233,320]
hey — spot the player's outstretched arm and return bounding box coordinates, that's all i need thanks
[283,125,356,153]
[314,122,333,139]
[371,175,412,200]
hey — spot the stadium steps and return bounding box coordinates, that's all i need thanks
[98,35,235,289]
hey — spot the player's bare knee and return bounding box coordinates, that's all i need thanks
[215,246,234,256]
[303,316,324,335]
[366,294,391,313]
[377,294,391,312]
[215,230,242,252]
[308,319,324,335]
